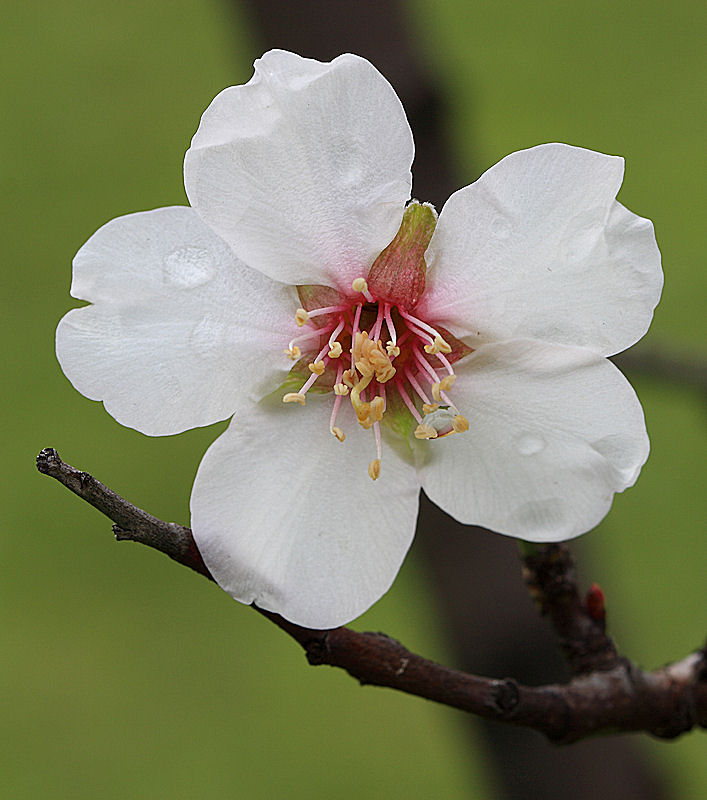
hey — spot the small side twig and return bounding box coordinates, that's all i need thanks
[37,447,707,743]
[522,544,619,674]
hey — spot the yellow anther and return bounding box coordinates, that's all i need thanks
[375,361,396,383]
[342,369,356,388]
[328,341,342,358]
[351,330,367,362]
[284,345,301,360]
[368,458,381,481]
[453,414,470,433]
[355,401,371,423]
[352,277,369,293]
[360,395,384,429]
[386,341,400,358]
[333,383,349,396]
[294,308,309,327]
[424,335,452,355]
[422,403,440,415]
[352,331,396,383]
[370,395,385,419]
[331,426,345,442]
[432,374,456,401]
[414,423,438,440]
[282,392,306,406]
[308,360,325,375]
[355,358,375,378]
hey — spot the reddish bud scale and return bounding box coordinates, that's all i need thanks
[585,582,606,621]
[366,200,437,309]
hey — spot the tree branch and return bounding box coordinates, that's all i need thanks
[37,447,706,743]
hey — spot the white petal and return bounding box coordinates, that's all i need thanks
[184,50,413,291]
[190,396,420,628]
[419,340,649,541]
[421,144,662,356]
[56,206,296,435]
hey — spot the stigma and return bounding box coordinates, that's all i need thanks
[281,275,472,480]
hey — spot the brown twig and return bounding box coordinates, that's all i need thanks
[36,447,706,743]
[522,544,620,674]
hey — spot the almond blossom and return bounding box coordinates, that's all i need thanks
[56,50,663,628]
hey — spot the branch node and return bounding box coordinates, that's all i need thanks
[304,634,331,667]
[490,679,520,717]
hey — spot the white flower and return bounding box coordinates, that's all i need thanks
[56,50,663,629]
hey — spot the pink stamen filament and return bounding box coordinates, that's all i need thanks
[351,302,363,335]
[296,341,333,396]
[314,341,332,363]
[298,368,324,395]
[406,321,434,346]
[434,351,455,376]
[359,284,374,303]
[288,327,327,351]
[405,368,431,404]
[328,318,345,348]
[330,363,346,433]
[398,307,446,341]
[370,303,385,342]
[383,303,397,345]
[351,302,363,370]
[306,303,349,319]
[412,345,442,384]
[373,420,382,462]
[395,379,423,423]
[329,392,345,433]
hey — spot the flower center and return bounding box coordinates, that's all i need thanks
[281,277,471,480]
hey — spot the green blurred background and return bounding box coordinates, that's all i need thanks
[3,0,704,797]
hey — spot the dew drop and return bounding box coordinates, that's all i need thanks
[163,246,214,287]
[516,432,546,455]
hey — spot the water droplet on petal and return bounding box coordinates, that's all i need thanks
[163,246,214,287]
[516,432,546,455]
